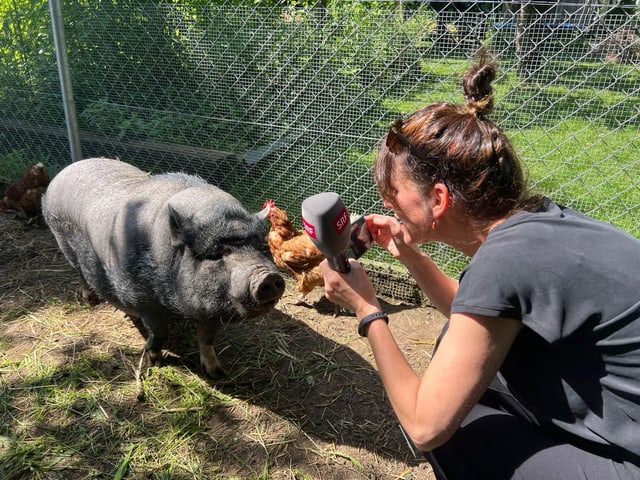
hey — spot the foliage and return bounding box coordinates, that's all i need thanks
[0,150,46,185]
[0,0,61,121]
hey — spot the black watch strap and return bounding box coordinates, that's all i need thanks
[358,311,389,337]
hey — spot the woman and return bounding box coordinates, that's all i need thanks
[319,57,640,479]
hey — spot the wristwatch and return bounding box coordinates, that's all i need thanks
[358,311,389,337]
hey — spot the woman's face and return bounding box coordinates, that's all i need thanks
[382,165,433,242]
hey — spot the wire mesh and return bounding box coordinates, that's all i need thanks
[1,1,639,304]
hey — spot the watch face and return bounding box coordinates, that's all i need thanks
[347,216,373,259]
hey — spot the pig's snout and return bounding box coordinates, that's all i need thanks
[253,272,285,307]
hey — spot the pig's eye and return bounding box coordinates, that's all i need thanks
[199,247,224,261]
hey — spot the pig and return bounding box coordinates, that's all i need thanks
[42,158,285,378]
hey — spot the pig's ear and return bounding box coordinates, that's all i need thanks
[167,204,194,248]
[256,205,270,220]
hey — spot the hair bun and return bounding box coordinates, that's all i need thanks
[462,60,496,118]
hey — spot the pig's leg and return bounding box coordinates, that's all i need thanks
[78,271,100,306]
[140,315,168,367]
[127,314,148,340]
[197,321,225,378]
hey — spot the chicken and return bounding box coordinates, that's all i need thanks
[0,163,50,218]
[263,199,326,306]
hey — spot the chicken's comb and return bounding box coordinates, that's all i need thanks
[263,199,276,209]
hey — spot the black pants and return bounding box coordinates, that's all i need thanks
[424,374,640,480]
[425,323,640,480]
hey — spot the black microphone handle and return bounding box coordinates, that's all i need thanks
[327,254,351,273]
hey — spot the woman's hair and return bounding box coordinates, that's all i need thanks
[374,53,541,228]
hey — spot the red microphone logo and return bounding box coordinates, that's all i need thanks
[333,207,349,235]
[301,216,316,239]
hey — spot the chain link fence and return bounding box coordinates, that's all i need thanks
[2,1,639,304]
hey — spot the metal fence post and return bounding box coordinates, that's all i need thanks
[49,0,82,163]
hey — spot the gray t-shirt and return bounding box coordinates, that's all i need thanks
[451,198,640,459]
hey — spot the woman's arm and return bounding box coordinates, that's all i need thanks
[366,311,521,451]
[319,259,522,451]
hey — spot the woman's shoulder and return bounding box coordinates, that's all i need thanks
[465,198,607,286]
[490,197,631,244]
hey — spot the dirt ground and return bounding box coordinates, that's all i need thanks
[0,213,446,479]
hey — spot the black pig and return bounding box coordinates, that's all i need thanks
[42,158,285,377]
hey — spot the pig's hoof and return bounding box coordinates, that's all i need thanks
[134,349,152,402]
[147,349,163,367]
[199,345,226,379]
[201,360,227,379]
[80,287,101,307]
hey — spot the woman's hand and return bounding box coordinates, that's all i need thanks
[365,214,418,259]
[319,259,381,318]
[365,213,457,315]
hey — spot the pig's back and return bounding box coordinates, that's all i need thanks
[43,158,197,270]
[42,158,207,312]
[44,158,203,225]
[46,159,166,217]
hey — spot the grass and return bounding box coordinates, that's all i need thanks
[2,56,637,245]
[0,318,425,478]
[0,305,383,479]
[385,58,640,241]
[510,120,640,236]
[366,57,639,276]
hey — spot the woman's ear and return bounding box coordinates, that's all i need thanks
[431,182,450,220]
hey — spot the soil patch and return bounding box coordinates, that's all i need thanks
[0,213,446,479]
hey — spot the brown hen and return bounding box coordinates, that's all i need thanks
[0,163,50,218]
[264,199,326,306]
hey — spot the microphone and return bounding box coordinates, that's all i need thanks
[301,192,351,273]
